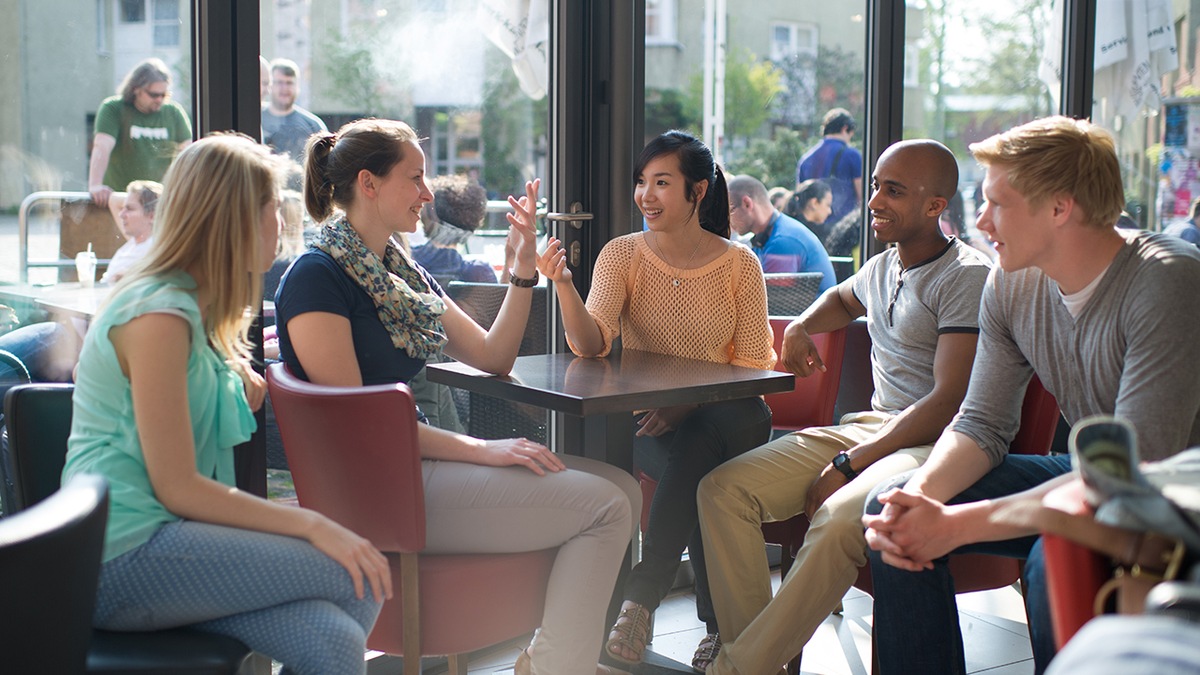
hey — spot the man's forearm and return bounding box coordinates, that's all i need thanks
[905,430,995,502]
[798,283,860,336]
[847,393,963,471]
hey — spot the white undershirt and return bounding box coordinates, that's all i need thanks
[1057,261,1112,318]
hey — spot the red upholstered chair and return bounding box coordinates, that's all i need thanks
[1040,480,1110,650]
[265,363,557,675]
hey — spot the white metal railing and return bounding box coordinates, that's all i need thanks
[18,191,114,283]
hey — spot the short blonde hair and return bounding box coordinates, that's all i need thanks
[122,134,286,363]
[969,116,1124,229]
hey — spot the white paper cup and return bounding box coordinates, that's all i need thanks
[75,251,97,288]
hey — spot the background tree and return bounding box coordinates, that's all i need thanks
[773,45,865,132]
[725,126,812,191]
[684,48,784,144]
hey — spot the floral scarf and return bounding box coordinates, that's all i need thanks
[313,217,447,359]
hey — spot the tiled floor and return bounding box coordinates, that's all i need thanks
[440,567,1034,675]
[272,471,1033,675]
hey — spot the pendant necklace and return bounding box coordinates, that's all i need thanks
[651,231,704,286]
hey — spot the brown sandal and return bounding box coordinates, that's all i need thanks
[691,632,721,672]
[605,602,651,665]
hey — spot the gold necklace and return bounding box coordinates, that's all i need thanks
[650,231,704,287]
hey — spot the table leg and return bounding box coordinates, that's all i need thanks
[562,413,692,674]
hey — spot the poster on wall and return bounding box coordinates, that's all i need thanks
[1159,99,1200,223]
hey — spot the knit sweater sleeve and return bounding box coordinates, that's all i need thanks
[568,235,635,358]
[730,244,776,370]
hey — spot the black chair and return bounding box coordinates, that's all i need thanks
[0,473,107,675]
[2,383,258,674]
[0,348,31,514]
[764,271,825,317]
[446,282,550,444]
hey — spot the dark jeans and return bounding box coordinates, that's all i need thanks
[865,453,1073,675]
[629,396,772,633]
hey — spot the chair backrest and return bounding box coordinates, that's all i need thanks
[446,281,549,356]
[265,363,425,553]
[764,319,848,430]
[764,272,825,317]
[0,473,107,674]
[445,281,550,443]
[1009,373,1060,456]
[2,383,75,512]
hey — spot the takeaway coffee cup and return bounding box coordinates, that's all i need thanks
[75,250,97,288]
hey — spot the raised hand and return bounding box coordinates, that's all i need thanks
[537,236,574,285]
[506,179,541,276]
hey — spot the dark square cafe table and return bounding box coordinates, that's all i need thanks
[427,349,793,673]
[426,349,793,473]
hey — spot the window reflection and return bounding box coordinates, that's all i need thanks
[646,4,866,276]
[0,0,191,286]
[1088,1,1184,235]
[902,0,1057,257]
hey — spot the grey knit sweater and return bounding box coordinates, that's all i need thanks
[952,230,1200,466]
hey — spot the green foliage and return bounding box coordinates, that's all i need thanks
[684,48,785,141]
[645,88,697,138]
[725,127,814,190]
[321,38,383,114]
[480,48,547,199]
[773,45,866,131]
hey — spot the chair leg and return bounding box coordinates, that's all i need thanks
[401,552,422,675]
[446,653,468,675]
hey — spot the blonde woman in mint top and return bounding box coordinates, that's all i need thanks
[538,130,776,671]
[63,134,389,675]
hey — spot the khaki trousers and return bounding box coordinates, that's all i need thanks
[697,412,934,675]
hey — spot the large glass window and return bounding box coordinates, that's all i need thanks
[902,0,1058,257]
[0,0,192,287]
[1089,1,1187,234]
[645,3,867,277]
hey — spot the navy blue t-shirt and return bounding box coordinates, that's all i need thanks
[274,249,445,388]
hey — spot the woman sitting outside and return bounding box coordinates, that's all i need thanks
[274,118,639,675]
[102,179,161,284]
[62,134,390,675]
[537,130,776,671]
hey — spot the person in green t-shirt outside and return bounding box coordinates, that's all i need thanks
[88,57,192,218]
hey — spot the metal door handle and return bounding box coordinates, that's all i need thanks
[544,202,594,230]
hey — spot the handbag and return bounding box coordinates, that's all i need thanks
[996,416,1200,614]
[1074,416,1199,613]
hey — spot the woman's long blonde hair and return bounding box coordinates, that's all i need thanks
[120,133,285,363]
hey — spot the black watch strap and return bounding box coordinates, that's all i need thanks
[832,451,858,480]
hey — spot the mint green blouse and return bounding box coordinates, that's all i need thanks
[62,271,257,562]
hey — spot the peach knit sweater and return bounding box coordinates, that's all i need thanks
[569,233,776,370]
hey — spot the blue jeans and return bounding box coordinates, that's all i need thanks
[0,322,76,382]
[629,396,772,632]
[95,521,382,675]
[865,453,1072,675]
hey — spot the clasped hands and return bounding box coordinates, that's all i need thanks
[862,488,967,572]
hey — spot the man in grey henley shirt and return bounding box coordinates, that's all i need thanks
[862,116,1200,675]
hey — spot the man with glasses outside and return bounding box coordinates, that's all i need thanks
[88,58,192,218]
